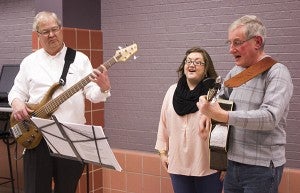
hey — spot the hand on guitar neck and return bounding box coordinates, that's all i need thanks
[197,76,229,124]
[89,66,111,93]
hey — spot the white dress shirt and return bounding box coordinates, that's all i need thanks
[8,45,110,124]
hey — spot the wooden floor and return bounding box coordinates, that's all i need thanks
[0,186,23,193]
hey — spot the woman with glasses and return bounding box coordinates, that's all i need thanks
[155,47,224,193]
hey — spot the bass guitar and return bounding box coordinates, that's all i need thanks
[206,76,234,171]
[10,43,138,149]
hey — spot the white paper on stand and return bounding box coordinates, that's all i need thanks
[31,117,122,172]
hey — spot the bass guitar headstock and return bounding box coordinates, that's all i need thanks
[114,43,138,62]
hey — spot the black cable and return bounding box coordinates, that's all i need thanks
[2,119,16,146]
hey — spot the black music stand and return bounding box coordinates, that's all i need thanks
[31,116,122,192]
[31,116,122,170]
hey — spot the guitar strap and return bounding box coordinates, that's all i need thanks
[59,47,76,86]
[224,57,277,88]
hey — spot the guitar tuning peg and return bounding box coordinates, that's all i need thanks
[118,46,123,50]
[133,55,139,60]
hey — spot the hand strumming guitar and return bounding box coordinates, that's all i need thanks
[197,95,229,124]
[11,98,34,121]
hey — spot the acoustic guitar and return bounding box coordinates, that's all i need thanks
[206,76,234,171]
[10,43,138,149]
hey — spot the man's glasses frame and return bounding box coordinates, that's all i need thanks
[225,36,256,48]
[37,25,61,36]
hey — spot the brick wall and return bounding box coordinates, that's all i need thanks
[96,149,299,193]
[101,0,300,168]
[0,0,34,65]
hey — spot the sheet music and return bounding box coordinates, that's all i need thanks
[209,124,229,149]
[43,123,77,158]
[31,117,122,171]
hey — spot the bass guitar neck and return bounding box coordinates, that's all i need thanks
[10,44,138,149]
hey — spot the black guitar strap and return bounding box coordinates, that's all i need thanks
[59,47,76,86]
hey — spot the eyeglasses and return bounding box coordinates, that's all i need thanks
[225,36,256,48]
[185,59,205,66]
[38,26,61,36]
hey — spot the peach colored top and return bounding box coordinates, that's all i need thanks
[155,84,217,176]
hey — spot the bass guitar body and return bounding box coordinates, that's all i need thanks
[10,83,61,149]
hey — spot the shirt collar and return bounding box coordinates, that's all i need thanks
[42,43,66,58]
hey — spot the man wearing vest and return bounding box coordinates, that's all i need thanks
[8,11,111,193]
[197,15,293,193]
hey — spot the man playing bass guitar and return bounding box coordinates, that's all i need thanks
[8,11,111,193]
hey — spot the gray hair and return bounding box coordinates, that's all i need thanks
[229,15,266,48]
[32,11,62,32]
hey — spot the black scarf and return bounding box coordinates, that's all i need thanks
[173,75,210,116]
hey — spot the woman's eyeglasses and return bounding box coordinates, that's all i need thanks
[185,59,205,66]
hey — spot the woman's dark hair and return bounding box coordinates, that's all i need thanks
[177,47,218,79]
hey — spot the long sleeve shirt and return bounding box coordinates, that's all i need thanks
[219,61,293,167]
[8,45,110,124]
[155,84,216,176]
